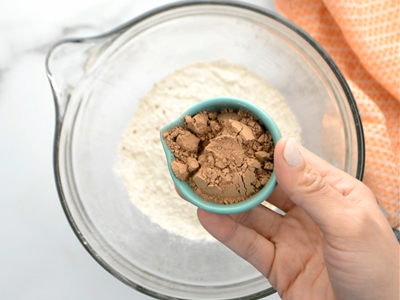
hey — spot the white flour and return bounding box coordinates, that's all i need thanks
[118,61,301,241]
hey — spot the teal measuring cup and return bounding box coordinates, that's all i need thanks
[160,97,281,214]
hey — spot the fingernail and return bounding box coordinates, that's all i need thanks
[283,137,302,167]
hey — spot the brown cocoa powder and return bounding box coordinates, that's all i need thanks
[162,109,274,204]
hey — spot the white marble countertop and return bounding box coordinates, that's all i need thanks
[0,1,281,299]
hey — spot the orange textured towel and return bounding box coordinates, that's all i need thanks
[274,0,399,227]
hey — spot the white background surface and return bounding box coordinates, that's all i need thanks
[0,0,282,299]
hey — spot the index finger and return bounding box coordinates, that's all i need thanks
[197,208,275,278]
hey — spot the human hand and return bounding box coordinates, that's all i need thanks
[197,137,399,300]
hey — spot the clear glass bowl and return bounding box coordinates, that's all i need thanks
[46,1,364,299]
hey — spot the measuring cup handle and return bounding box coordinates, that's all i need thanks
[45,38,107,123]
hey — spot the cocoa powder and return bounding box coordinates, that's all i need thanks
[162,109,274,204]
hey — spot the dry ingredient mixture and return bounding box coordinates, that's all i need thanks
[118,60,301,241]
[163,110,274,204]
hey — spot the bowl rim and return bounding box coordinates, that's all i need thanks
[48,1,365,300]
[160,97,281,215]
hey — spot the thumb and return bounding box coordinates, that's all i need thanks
[274,137,349,228]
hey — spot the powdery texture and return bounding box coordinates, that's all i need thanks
[118,60,301,241]
[163,110,274,204]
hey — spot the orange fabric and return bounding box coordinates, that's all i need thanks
[274,0,399,227]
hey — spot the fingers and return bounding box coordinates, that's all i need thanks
[265,185,294,212]
[174,186,185,200]
[298,146,360,198]
[274,137,352,228]
[294,141,381,218]
[230,205,283,239]
[265,141,362,212]
[197,208,275,277]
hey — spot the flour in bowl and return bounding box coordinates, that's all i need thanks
[118,60,301,241]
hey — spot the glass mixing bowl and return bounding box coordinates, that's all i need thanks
[46,1,364,299]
